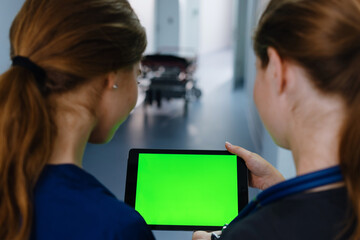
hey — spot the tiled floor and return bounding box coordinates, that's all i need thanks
[83,49,256,240]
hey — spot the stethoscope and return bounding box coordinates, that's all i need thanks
[212,166,344,240]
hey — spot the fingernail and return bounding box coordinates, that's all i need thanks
[225,141,232,147]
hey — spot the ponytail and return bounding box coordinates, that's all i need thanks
[0,67,54,239]
[340,94,360,238]
[0,0,146,238]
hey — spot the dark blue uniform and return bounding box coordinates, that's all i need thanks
[220,187,353,240]
[31,164,155,240]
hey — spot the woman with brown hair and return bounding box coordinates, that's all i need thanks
[193,0,359,239]
[0,0,155,239]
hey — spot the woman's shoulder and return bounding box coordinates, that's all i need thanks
[220,187,351,240]
[95,199,155,240]
[32,164,155,240]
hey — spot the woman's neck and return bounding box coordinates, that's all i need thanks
[48,105,96,167]
[288,94,346,176]
[291,127,342,176]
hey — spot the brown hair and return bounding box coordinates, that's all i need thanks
[0,0,146,239]
[254,0,360,238]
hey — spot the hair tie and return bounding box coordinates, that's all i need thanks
[12,56,46,90]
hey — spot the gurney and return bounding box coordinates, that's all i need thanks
[140,54,202,114]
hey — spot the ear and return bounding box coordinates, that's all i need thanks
[104,71,118,90]
[266,47,286,94]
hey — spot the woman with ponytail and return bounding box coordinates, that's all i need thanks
[193,0,360,239]
[0,0,154,239]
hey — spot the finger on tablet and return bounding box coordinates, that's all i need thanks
[192,231,211,240]
[225,142,252,160]
[192,231,222,240]
[225,141,285,190]
[225,141,270,170]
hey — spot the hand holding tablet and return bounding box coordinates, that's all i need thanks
[225,142,285,190]
[125,149,249,231]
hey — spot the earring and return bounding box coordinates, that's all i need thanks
[113,84,119,89]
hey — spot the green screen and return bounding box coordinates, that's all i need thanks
[135,153,238,226]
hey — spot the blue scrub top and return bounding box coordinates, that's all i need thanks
[30,164,155,240]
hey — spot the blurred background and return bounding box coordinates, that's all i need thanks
[0,0,296,239]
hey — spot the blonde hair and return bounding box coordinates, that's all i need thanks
[0,0,146,239]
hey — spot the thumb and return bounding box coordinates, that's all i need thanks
[192,231,212,240]
[225,141,267,174]
[225,142,252,160]
[225,141,285,190]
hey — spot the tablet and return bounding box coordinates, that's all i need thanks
[125,149,248,231]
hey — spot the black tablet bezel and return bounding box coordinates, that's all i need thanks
[125,148,248,231]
